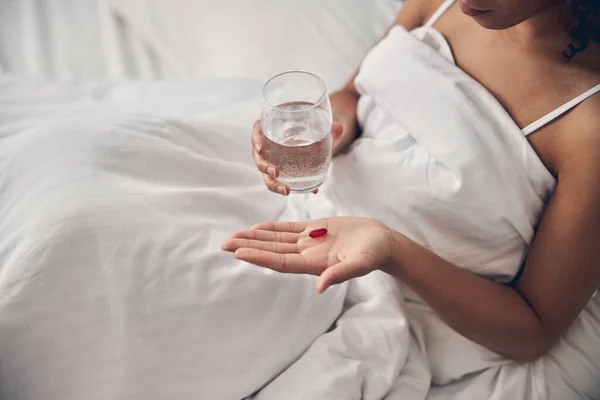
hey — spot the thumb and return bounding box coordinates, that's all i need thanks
[316,252,371,294]
[332,122,344,140]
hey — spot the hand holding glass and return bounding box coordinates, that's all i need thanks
[261,71,333,194]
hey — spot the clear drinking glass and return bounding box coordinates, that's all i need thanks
[261,71,333,194]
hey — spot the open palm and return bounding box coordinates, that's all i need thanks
[222,217,393,293]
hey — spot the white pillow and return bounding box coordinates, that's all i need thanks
[110,0,401,89]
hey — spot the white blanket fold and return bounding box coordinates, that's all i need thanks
[312,25,556,396]
[0,79,412,400]
[255,272,409,400]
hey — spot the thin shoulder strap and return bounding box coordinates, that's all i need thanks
[425,0,456,27]
[523,84,600,136]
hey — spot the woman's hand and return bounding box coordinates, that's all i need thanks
[222,217,393,293]
[250,88,359,195]
[251,121,343,195]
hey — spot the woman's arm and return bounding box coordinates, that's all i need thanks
[253,0,444,183]
[225,127,600,360]
[386,129,600,362]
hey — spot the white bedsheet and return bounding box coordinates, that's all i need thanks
[0,77,412,400]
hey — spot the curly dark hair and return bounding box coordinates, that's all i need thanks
[562,0,600,61]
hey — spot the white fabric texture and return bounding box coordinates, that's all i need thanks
[0,77,410,400]
[327,24,599,400]
[1,5,600,400]
[0,0,401,89]
[308,24,552,398]
[0,0,113,80]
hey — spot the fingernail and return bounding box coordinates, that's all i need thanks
[267,167,277,179]
[254,143,261,152]
[277,186,287,195]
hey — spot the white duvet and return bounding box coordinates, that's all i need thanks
[0,78,415,400]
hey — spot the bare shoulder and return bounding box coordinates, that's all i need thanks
[564,92,600,154]
[557,92,600,180]
[395,0,447,29]
[422,0,450,19]
[515,87,600,350]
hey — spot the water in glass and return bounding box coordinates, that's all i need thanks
[262,103,332,193]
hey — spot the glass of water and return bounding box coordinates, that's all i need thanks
[261,71,333,194]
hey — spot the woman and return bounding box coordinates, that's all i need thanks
[223,0,600,398]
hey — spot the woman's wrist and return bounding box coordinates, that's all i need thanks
[330,89,360,156]
[381,227,412,278]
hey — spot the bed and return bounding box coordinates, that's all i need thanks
[1,1,597,400]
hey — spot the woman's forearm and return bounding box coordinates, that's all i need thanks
[386,230,555,362]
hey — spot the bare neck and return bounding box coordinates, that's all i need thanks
[504,6,569,57]
[503,6,600,69]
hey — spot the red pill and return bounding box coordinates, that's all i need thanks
[309,228,328,238]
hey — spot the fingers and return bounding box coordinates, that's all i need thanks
[332,122,343,140]
[250,121,276,179]
[262,174,289,196]
[251,221,308,233]
[252,148,278,180]
[252,147,287,194]
[251,120,290,195]
[316,253,372,294]
[251,120,264,154]
[234,248,321,275]
[229,229,300,243]
[222,238,299,254]
[252,119,322,196]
